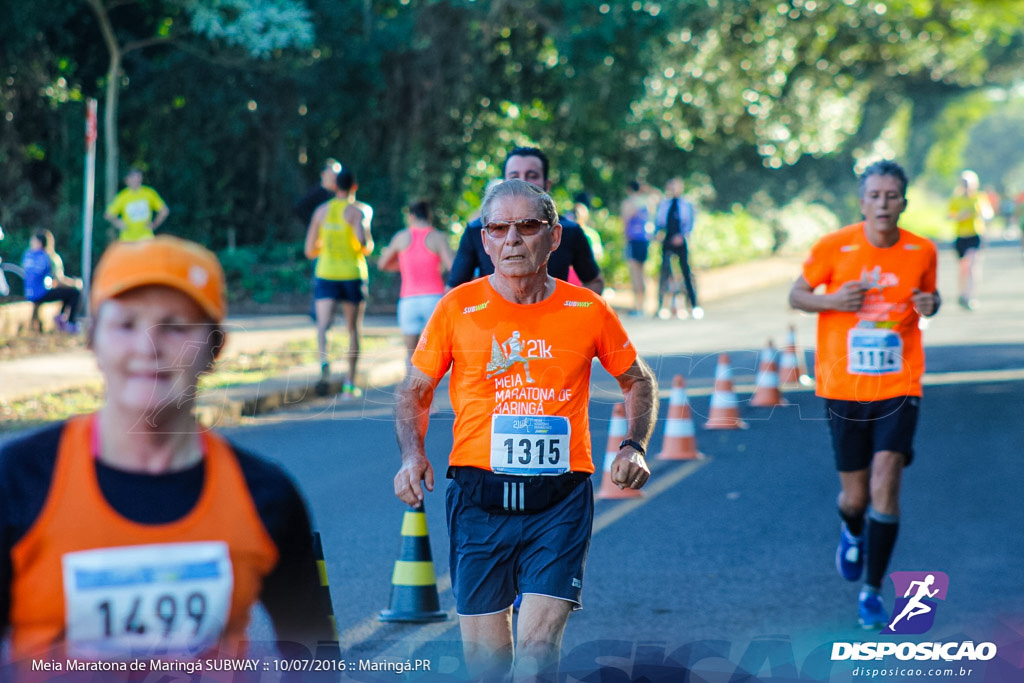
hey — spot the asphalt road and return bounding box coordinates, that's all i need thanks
[219,244,1024,681]
[2,245,1019,681]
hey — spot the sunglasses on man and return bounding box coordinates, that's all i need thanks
[483,219,550,238]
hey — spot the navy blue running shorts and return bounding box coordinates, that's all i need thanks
[954,235,981,259]
[825,395,919,472]
[314,278,366,304]
[627,239,650,263]
[445,474,593,616]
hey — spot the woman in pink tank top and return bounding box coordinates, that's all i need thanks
[379,200,455,361]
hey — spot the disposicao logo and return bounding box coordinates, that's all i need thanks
[831,570,998,663]
[884,571,948,635]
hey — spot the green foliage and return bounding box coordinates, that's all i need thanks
[773,200,841,254]
[4,0,1024,309]
[900,185,952,241]
[921,92,994,191]
[184,0,314,57]
[217,242,309,304]
[689,207,777,269]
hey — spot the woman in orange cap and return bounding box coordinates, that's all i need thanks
[0,236,333,671]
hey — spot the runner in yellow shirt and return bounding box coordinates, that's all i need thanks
[103,168,169,241]
[946,169,992,310]
[304,167,374,398]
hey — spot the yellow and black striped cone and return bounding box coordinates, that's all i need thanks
[379,504,448,623]
[312,531,341,659]
[313,532,339,639]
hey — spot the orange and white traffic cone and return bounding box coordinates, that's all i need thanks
[597,403,644,499]
[705,354,748,430]
[750,341,788,407]
[779,325,811,387]
[656,375,704,460]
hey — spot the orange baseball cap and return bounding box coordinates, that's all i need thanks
[90,236,227,322]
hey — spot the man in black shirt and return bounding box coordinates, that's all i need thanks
[293,158,342,228]
[447,147,604,294]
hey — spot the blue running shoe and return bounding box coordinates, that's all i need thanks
[836,523,863,582]
[858,590,889,630]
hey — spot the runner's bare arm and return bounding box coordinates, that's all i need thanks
[394,367,441,506]
[104,207,125,231]
[152,204,169,231]
[788,276,866,313]
[427,230,456,273]
[304,204,327,260]
[378,230,408,272]
[612,356,658,489]
[346,202,374,254]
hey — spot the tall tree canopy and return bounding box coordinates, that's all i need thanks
[2,0,1023,261]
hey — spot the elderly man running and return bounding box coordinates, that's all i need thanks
[393,179,657,680]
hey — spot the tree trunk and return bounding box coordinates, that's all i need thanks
[85,0,122,205]
[103,52,121,206]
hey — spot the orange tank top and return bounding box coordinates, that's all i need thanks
[8,415,279,663]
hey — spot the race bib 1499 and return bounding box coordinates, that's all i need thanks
[61,541,233,659]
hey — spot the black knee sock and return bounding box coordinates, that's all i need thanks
[865,507,899,589]
[839,506,864,538]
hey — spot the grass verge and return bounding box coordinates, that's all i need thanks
[0,336,392,434]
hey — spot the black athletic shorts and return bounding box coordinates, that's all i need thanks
[445,475,593,616]
[954,235,981,258]
[313,278,366,304]
[825,395,919,472]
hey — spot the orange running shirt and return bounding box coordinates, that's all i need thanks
[412,278,637,474]
[802,222,938,401]
[8,415,279,662]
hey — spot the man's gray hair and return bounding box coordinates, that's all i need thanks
[480,179,559,228]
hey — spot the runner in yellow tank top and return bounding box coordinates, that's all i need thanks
[946,169,992,310]
[304,167,374,398]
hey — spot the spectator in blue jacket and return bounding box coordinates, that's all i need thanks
[21,229,83,332]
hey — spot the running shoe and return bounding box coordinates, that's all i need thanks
[836,523,863,582]
[691,306,705,320]
[315,363,331,397]
[858,590,889,630]
[342,383,363,400]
